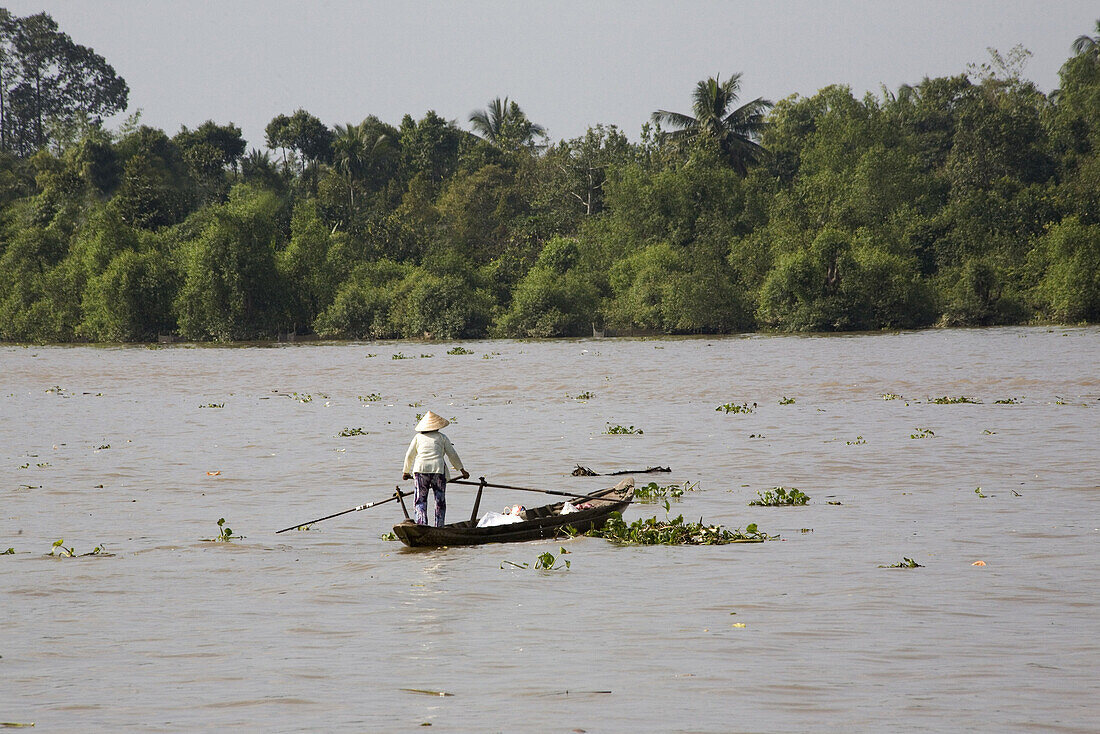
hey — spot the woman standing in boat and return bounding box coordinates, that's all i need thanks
[402,411,469,526]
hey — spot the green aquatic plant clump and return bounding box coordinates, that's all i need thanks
[778,396,796,405]
[358,393,381,402]
[928,395,981,404]
[446,346,474,355]
[634,480,698,503]
[910,427,935,439]
[49,539,108,557]
[582,512,772,545]
[336,426,368,437]
[502,547,571,570]
[749,487,809,506]
[209,518,243,542]
[604,423,643,435]
[717,402,756,414]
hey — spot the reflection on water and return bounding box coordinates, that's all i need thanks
[2,326,1099,732]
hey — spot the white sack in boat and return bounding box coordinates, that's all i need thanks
[477,511,525,528]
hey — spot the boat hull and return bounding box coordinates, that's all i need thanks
[393,478,633,547]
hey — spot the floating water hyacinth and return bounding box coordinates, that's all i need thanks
[604,423,643,435]
[749,487,809,506]
[577,512,772,545]
[716,402,756,414]
[634,481,697,503]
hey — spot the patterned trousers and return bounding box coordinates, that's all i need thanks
[413,472,447,526]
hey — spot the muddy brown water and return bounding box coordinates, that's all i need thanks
[2,327,1098,732]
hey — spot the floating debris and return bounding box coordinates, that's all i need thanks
[573,465,671,476]
[778,396,796,405]
[358,393,382,402]
[447,347,474,355]
[604,424,643,435]
[928,396,981,404]
[567,391,595,401]
[880,557,923,568]
[400,689,453,697]
[910,427,935,439]
[199,403,224,409]
[336,427,368,437]
[606,466,669,476]
[845,436,866,445]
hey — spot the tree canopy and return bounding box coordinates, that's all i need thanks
[1,11,1099,343]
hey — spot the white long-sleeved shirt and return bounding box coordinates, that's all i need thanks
[403,430,465,479]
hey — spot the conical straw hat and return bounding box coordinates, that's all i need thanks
[415,411,449,432]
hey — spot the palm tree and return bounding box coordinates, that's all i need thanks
[469,96,545,150]
[1072,19,1100,58]
[332,120,394,208]
[652,73,772,174]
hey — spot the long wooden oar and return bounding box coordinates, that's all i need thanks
[275,489,413,534]
[449,478,633,506]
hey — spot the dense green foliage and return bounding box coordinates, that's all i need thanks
[1,11,1098,342]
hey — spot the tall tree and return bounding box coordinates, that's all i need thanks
[1071,19,1100,59]
[331,117,397,208]
[469,97,545,151]
[0,11,128,156]
[652,73,772,174]
[264,109,333,172]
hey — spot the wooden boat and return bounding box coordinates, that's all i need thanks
[392,478,634,547]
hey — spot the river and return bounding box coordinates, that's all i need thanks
[2,326,1098,732]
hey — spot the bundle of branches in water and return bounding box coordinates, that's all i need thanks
[571,464,671,476]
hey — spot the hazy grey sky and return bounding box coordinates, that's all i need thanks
[8,1,1098,149]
